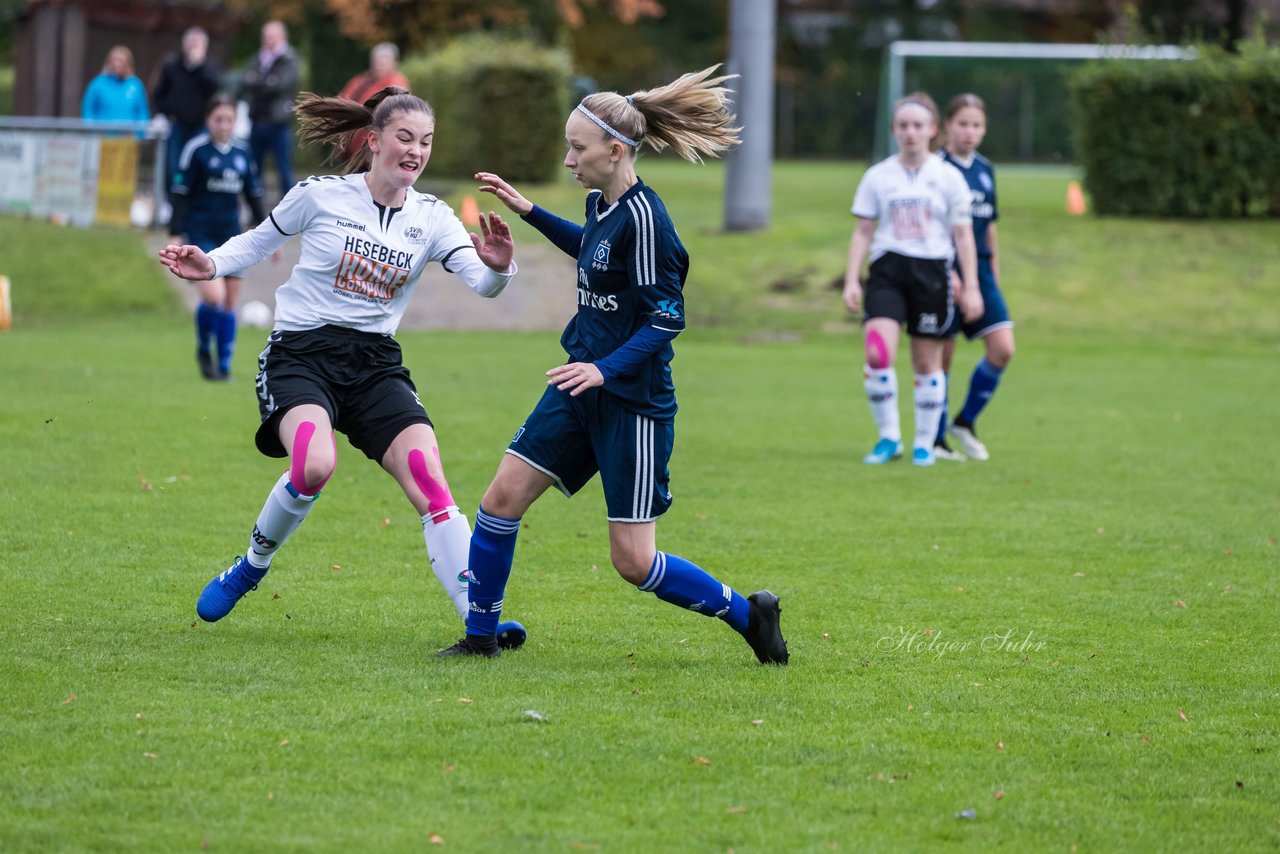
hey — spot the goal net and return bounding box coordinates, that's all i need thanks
[871,41,1191,163]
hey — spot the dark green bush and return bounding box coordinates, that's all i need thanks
[1070,42,1280,217]
[403,34,570,183]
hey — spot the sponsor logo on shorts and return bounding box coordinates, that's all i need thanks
[918,313,939,333]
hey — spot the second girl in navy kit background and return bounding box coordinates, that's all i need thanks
[169,94,266,380]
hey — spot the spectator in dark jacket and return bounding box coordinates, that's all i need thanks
[152,27,223,207]
[239,20,300,196]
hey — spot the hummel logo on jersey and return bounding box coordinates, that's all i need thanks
[336,218,366,232]
[655,299,682,319]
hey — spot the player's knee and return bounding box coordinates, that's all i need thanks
[865,329,891,370]
[289,421,335,496]
[989,339,1015,368]
[610,546,651,586]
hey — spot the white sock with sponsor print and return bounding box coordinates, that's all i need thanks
[863,366,901,442]
[422,509,471,619]
[246,472,318,570]
[913,371,947,451]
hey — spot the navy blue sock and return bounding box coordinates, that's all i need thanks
[958,358,1004,426]
[935,371,950,443]
[195,303,217,354]
[214,309,237,375]
[464,506,521,637]
[639,552,751,633]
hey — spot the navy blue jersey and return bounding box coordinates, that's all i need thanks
[172,134,264,235]
[939,150,998,259]
[560,180,687,421]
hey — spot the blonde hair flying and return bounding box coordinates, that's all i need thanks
[579,65,742,163]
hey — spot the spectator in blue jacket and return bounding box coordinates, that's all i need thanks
[81,45,151,128]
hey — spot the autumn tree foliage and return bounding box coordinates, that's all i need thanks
[259,0,664,47]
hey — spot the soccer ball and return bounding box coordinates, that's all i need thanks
[239,300,273,328]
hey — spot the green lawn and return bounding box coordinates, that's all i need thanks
[1,161,1278,851]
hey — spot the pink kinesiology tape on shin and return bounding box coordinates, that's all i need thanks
[289,421,333,496]
[408,447,456,520]
[866,329,890,370]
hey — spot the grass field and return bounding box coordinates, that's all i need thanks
[2,161,1278,851]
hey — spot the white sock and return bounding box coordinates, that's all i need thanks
[422,508,471,619]
[914,371,947,451]
[246,472,318,569]
[863,366,901,442]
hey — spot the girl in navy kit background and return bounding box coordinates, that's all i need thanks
[437,66,789,664]
[169,94,266,380]
[935,93,1015,462]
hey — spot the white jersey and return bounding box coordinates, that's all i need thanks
[207,174,515,335]
[851,155,972,262]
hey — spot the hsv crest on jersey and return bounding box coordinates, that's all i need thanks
[404,226,423,239]
[592,239,612,271]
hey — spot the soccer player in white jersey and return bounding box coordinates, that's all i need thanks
[436,67,788,663]
[843,93,983,467]
[158,87,527,648]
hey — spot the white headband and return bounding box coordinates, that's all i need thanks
[576,104,638,147]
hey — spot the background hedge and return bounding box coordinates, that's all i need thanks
[402,34,570,183]
[1070,42,1280,217]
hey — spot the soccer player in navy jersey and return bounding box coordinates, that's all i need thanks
[436,67,789,664]
[158,87,526,648]
[933,94,1015,462]
[170,95,266,380]
[843,94,983,467]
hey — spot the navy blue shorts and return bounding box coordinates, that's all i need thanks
[953,259,1013,340]
[253,325,432,462]
[188,221,242,257]
[506,385,674,522]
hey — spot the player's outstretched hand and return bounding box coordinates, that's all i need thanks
[158,243,214,281]
[474,172,533,216]
[547,361,604,397]
[470,211,515,272]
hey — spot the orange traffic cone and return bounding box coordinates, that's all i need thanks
[460,194,480,227]
[0,275,11,332]
[1066,180,1087,216]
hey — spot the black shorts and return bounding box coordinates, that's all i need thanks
[253,325,432,462]
[864,251,955,338]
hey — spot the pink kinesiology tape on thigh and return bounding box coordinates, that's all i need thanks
[408,447,456,517]
[289,421,332,495]
[866,329,890,369]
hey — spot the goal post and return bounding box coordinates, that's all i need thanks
[872,41,1193,163]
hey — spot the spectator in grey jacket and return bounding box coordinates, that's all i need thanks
[239,20,300,196]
